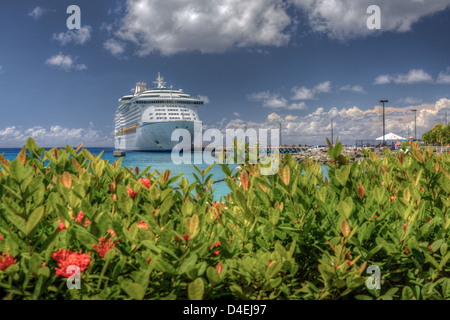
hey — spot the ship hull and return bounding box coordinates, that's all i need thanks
[115,120,200,151]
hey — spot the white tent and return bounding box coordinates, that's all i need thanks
[376,133,406,141]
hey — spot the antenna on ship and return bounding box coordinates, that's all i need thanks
[153,72,166,88]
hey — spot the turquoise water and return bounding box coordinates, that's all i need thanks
[0,148,329,200]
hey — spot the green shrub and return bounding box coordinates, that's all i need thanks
[0,138,448,300]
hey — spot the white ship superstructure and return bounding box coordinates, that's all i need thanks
[114,73,203,151]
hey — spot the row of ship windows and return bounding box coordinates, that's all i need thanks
[135,100,202,105]
[151,117,195,120]
[152,113,193,116]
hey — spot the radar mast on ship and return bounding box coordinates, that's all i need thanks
[153,72,167,88]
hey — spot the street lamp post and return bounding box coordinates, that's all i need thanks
[279,122,282,146]
[331,118,333,146]
[380,100,388,146]
[411,109,417,140]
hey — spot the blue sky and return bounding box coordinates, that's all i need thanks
[1,0,450,147]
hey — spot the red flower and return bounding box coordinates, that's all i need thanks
[52,249,91,278]
[174,236,179,243]
[405,245,409,255]
[139,178,151,189]
[390,195,397,202]
[107,229,116,237]
[147,257,152,265]
[0,250,17,271]
[0,235,3,241]
[71,211,90,227]
[425,217,431,223]
[374,215,378,220]
[127,186,138,198]
[57,220,67,232]
[345,252,351,259]
[403,223,407,233]
[420,185,424,192]
[428,245,433,252]
[74,211,84,223]
[182,233,190,242]
[137,221,149,229]
[210,241,221,255]
[93,237,115,258]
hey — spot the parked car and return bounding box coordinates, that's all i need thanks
[311,145,327,151]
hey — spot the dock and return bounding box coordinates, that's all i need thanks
[113,150,126,157]
[195,146,312,154]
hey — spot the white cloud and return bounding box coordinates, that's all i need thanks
[398,97,423,105]
[197,95,210,104]
[291,87,315,100]
[394,69,433,84]
[288,102,308,110]
[291,81,331,100]
[248,91,288,108]
[0,66,3,74]
[0,125,113,148]
[28,6,50,20]
[103,38,126,57]
[52,26,92,46]
[437,67,450,84]
[233,112,240,117]
[220,98,450,145]
[45,53,87,71]
[339,84,366,94]
[289,0,450,40]
[374,69,433,85]
[373,74,392,85]
[248,91,304,110]
[114,0,291,55]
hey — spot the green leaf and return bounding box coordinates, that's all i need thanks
[265,261,282,280]
[424,252,439,269]
[206,266,220,287]
[275,242,288,259]
[442,278,450,298]
[6,212,27,234]
[74,226,98,250]
[25,206,45,236]
[335,165,350,186]
[9,159,25,183]
[188,278,204,300]
[125,283,145,300]
[373,186,386,204]
[181,201,193,217]
[336,198,353,219]
[430,239,444,253]
[179,254,198,275]
[402,286,415,300]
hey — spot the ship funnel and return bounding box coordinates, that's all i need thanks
[134,82,147,95]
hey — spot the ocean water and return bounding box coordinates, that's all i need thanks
[0,148,329,200]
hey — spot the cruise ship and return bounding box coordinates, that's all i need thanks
[114,73,203,151]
